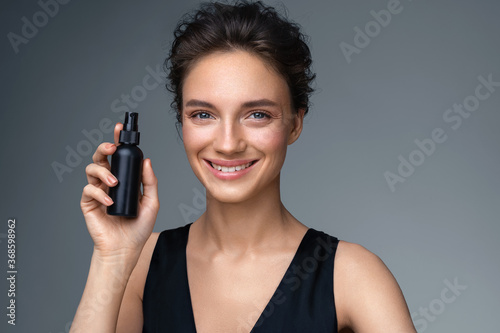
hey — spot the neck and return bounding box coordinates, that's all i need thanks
[198,174,299,256]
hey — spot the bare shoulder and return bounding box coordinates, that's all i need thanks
[334,240,416,333]
[335,240,387,278]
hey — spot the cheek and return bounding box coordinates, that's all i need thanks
[253,127,289,158]
[182,126,211,156]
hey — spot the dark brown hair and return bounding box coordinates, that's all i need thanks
[165,0,316,131]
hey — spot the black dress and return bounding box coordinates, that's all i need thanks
[143,223,339,332]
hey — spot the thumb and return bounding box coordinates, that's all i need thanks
[141,158,159,209]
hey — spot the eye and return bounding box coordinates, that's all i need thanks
[249,111,271,119]
[190,111,213,119]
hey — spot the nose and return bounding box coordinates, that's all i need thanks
[213,118,246,155]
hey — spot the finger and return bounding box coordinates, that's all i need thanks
[114,122,123,146]
[92,142,117,167]
[81,184,114,209]
[140,159,159,210]
[86,163,119,188]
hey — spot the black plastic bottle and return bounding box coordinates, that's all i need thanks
[107,112,143,217]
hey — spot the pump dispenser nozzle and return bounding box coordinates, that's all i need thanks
[124,112,138,131]
[119,112,140,145]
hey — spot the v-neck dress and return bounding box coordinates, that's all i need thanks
[142,223,339,332]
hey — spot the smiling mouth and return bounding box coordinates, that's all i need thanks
[209,160,258,173]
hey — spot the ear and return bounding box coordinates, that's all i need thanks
[287,108,305,145]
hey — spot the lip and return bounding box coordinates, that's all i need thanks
[205,158,256,167]
[203,159,259,180]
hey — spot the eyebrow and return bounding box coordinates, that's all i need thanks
[185,98,279,109]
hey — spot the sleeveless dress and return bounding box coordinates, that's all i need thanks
[142,223,339,332]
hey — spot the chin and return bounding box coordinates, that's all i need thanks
[206,187,256,204]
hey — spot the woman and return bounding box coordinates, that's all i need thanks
[71,1,417,332]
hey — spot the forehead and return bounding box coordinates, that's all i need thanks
[182,50,291,108]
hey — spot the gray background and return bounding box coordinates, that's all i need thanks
[1,0,499,332]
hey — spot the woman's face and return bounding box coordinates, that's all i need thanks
[181,50,304,203]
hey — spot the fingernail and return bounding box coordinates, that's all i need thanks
[106,143,114,149]
[105,196,114,205]
[108,175,118,185]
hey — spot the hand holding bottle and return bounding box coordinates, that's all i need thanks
[80,121,159,262]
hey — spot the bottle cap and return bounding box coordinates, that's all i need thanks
[119,112,140,145]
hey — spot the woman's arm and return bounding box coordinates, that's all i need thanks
[115,232,159,333]
[335,241,417,333]
[70,250,140,333]
[71,231,159,333]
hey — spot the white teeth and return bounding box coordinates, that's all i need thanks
[210,161,253,172]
